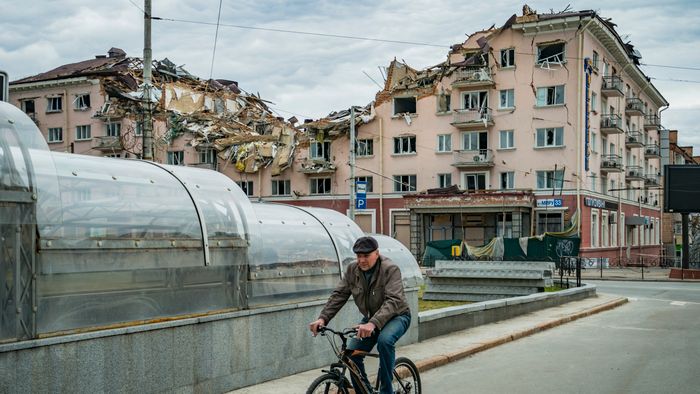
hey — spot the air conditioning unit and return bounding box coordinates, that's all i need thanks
[602,160,617,168]
[473,155,482,162]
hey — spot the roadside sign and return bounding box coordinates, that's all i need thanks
[355,181,367,209]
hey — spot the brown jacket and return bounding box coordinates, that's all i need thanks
[318,255,410,330]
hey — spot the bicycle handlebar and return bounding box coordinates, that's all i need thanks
[318,326,358,338]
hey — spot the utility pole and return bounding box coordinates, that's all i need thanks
[142,0,154,161]
[349,106,356,220]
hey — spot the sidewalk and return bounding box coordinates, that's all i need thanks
[229,293,627,393]
[569,267,700,282]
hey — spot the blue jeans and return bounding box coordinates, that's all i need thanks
[347,313,411,394]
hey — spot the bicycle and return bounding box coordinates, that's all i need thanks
[307,326,421,394]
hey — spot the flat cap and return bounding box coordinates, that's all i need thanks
[352,236,379,254]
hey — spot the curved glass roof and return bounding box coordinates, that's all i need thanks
[371,233,424,288]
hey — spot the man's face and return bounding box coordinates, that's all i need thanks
[356,249,379,271]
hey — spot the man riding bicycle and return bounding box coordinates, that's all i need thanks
[309,236,411,394]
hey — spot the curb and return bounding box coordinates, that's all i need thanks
[414,297,628,373]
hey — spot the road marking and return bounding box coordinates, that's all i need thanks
[670,301,687,306]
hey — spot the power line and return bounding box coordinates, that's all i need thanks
[641,63,700,71]
[126,0,144,13]
[208,0,224,82]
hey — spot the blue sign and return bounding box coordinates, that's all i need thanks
[356,197,366,209]
[537,198,563,208]
[355,181,367,210]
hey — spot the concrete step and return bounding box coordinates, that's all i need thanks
[426,276,548,288]
[425,284,539,295]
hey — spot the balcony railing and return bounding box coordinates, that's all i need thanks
[600,154,623,173]
[625,97,644,116]
[600,113,624,135]
[452,66,494,88]
[451,108,493,129]
[452,148,494,168]
[625,131,644,148]
[601,75,624,97]
[644,114,660,130]
[644,143,661,158]
[94,136,123,152]
[625,165,645,181]
[645,173,661,188]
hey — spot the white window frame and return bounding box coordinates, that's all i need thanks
[462,91,488,110]
[21,99,35,114]
[356,139,374,157]
[310,177,332,194]
[310,140,331,160]
[620,213,626,246]
[393,135,416,155]
[271,179,291,196]
[461,131,487,151]
[499,130,514,149]
[167,151,184,166]
[462,172,487,191]
[536,42,566,65]
[591,210,600,248]
[106,122,121,137]
[437,173,452,188]
[437,134,452,152]
[199,148,216,164]
[500,172,514,190]
[536,170,564,189]
[535,127,564,148]
[601,211,609,247]
[592,51,599,70]
[134,122,143,136]
[591,91,598,113]
[47,127,63,143]
[500,48,515,67]
[536,85,565,107]
[75,125,91,141]
[73,93,91,110]
[46,96,62,113]
[393,175,417,192]
[499,89,515,109]
[237,180,254,196]
[611,212,618,247]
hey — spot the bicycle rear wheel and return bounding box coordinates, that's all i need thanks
[392,357,421,394]
[306,373,351,394]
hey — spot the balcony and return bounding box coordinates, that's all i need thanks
[299,158,336,174]
[600,114,624,135]
[644,143,661,158]
[600,154,623,173]
[625,97,645,117]
[644,173,661,188]
[601,75,624,97]
[451,66,495,89]
[625,131,644,148]
[452,149,495,168]
[94,136,123,152]
[644,114,661,131]
[451,108,493,130]
[625,165,645,181]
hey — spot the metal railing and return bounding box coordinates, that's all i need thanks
[452,108,492,125]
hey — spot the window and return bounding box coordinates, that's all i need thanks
[21,99,35,114]
[499,130,514,149]
[536,170,564,189]
[500,172,514,189]
[500,48,515,67]
[393,136,416,155]
[167,151,184,165]
[591,91,598,113]
[601,212,609,247]
[591,133,597,153]
[536,42,565,64]
[48,127,63,143]
[537,212,563,234]
[356,139,374,157]
[499,89,515,109]
[437,91,451,112]
[237,181,254,196]
[463,173,486,191]
[463,91,488,110]
[199,148,216,164]
[135,122,143,136]
[590,173,597,192]
[394,97,416,115]
[462,131,487,151]
[311,177,332,194]
[591,211,599,247]
[393,175,416,192]
[271,179,291,196]
[497,213,513,238]
[611,212,618,246]
[592,51,599,70]
[75,125,91,140]
[536,85,565,106]
[74,94,91,110]
[46,96,62,112]
[355,176,373,192]
[310,141,331,160]
[438,173,452,188]
[106,122,121,137]
[437,134,452,152]
[536,127,564,147]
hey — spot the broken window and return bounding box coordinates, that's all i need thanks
[464,173,486,192]
[48,127,63,143]
[462,131,488,151]
[500,48,515,67]
[536,127,564,147]
[499,89,514,109]
[536,85,565,106]
[46,96,63,112]
[75,125,91,140]
[393,97,416,115]
[500,172,514,190]
[21,99,35,114]
[536,42,565,65]
[310,177,331,194]
[463,91,488,110]
[437,91,451,112]
[106,122,121,137]
[356,139,374,157]
[355,176,373,192]
[393,136,416,154]
[393,175,416,192]
[74,93,91,110]
[167,151,184,165]
[310,141,331,161]
[255,122,272,135]
[236,181,254,196]
[536,170,564,189]
[199,149,216,164]
[271,179,291,196]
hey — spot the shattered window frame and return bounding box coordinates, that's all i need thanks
[535,127,564,148]
[167,151,185,166]
[462,131,487,151]
[438,173,452,188]
[355,176,373,193]
[21,99,35,114]
[393,135,417,155]
[462,91,488,110]
[499,89,515,109]
[463,173,486,192]
[500,172,514,190]
[393,97,417,115]
[310,177,332,195]
[106,122,122,137]
[310,141,331,161]
[199,148,217,164]
[500,48,515,68]
[73,93,91,110]
[271,179,291,196]
[437,134,452,152]
[46,96,63,113]
[535,85,565,107]
[236,180,254,196]
[536,170,564,189]
[536,42,566,65]
[47,127,63,143]
[356,139,374,157]
[75,125,91,141]
[393,175,417,193]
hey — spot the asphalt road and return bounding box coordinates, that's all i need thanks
[422,281,700,394]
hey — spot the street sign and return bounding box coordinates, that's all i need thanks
[356,197,366,209]
[355,181,367,210]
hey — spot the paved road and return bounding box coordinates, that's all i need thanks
[422,281,700,394]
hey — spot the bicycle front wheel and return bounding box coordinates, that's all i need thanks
[306,373,351,394]
[392,357,421,394]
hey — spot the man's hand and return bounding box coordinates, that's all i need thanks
[309,318,325,336]
[355,322,376,339]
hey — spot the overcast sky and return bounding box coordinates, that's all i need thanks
[2,0,699,151]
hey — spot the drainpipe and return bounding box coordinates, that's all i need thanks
[576,26,584,238]
[379,116,385,234]
[64,87,70,153]
[658,104,670,262]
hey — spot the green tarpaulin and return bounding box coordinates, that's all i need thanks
[421,239,462,267]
